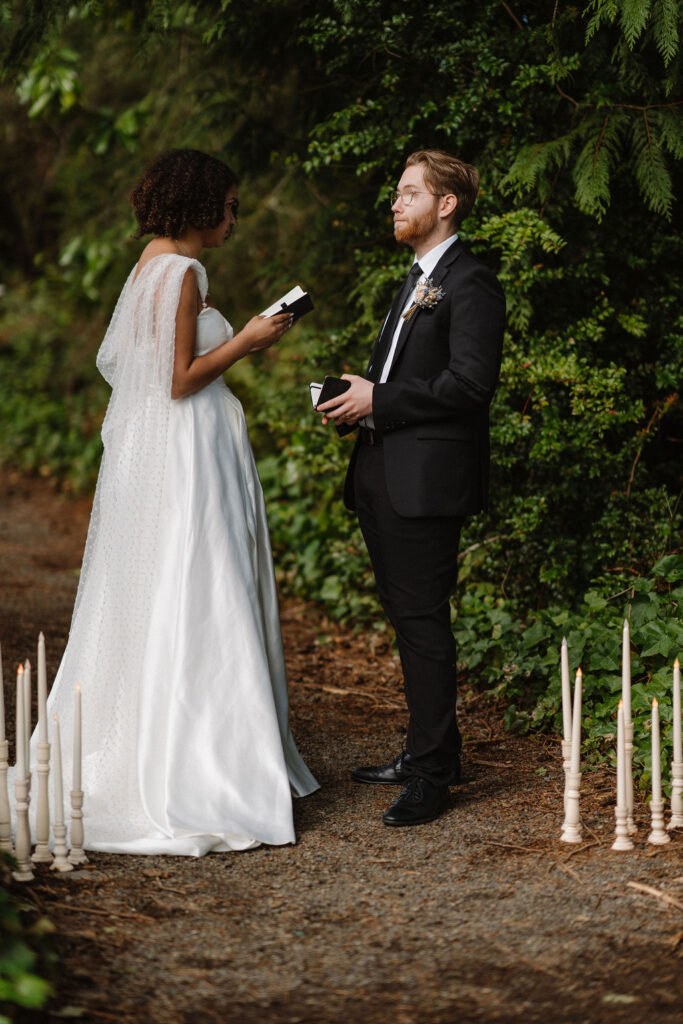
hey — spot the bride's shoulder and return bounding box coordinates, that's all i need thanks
[133,241,205,285]
[135,238,180,272]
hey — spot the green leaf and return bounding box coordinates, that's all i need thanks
[652,553,683,581]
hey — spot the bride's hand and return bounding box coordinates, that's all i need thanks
[238,312,293,353]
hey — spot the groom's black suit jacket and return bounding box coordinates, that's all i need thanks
[344,239,505,518]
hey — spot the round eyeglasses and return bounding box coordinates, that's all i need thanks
[390,189,445,206]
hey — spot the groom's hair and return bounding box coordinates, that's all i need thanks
[405,150,480,227]
[130,149,239,239]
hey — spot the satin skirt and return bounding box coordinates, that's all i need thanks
[19,378,318,855]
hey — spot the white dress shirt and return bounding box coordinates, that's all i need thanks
[365,232,458,428]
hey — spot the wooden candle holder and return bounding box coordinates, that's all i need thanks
[50,821,73,873]
[12,775,34,881]
[0,739,12,854]
[31,740,52,864]
[648,797,671,846]
[561,769,582,844]
[668,760,683,830]
[68,789,88,865]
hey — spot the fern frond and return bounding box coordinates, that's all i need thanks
[584,0,620,43]
[620,0,653,49]
[653,108,683,157]
[652,0,681,65]
[631,115,674,217]
[501,136,572,196]
[572,112,628,219]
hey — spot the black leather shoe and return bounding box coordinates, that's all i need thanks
[382,777,450,826]
[351,751,413,786]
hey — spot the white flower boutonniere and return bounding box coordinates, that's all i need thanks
[402,277,445,322]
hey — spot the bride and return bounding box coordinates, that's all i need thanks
[32,149,319,854]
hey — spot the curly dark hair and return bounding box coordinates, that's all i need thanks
[130,149,239,239]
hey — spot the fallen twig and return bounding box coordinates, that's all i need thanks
[320,685,403,709]
[560,839,601,860]
[53,903,155,923]
[470,757,512,768]
[627,881,683,914]
[486,841,545,854]
[558,862,583,884]
[67,1011,121,1022]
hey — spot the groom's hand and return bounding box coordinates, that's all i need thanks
[318,375,374,426]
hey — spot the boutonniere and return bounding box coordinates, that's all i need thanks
[402,277,445,321]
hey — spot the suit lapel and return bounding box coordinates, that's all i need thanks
[387,240,464,373]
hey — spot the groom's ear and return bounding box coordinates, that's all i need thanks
[439,194,458,221]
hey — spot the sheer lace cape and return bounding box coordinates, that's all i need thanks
[56,255,210,842]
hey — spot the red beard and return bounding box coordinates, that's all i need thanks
[394,204,438,246]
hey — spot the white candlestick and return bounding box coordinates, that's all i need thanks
[561,668,583,843]
[669,658,683,830]
[673,658,681,765]
[73,683,82,791]
[616,701,625,807]
[621,620,636,835]
[649,696,670,845]
[570,668,582,774]
[53,714,64,826]
[16,665,25,782]
[651,697,662,802]
[621,620,631,722]
[23,659,31,778]
[0,640,5,742]
[0,641,10,851]
[50,714,73,872]
[612,701,633,850]
[561,637,571,743]
[37,633,48,745]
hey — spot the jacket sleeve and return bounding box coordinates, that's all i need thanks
[371,262,505,429]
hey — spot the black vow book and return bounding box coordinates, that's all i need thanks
[309,376,356,437]
[261,285,314,322]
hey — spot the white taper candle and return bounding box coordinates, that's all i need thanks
[0,640,5,742]
[16,665,25,782]
[38,633,48,745]
[73,683,82,791]
[561,637,571,743]
[570,668,582,774]
[622,620,631,723]
[651,698,662,802]
[53,714,64,826]
[616,700,625,807]
[673,659,681,765]
[23,659,31,776]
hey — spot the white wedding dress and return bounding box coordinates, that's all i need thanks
[23,253,318,855]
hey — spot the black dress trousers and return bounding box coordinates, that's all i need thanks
[354,439,464,786]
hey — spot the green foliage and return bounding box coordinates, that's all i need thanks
[503,1,683,220]
[454,553,683,786]
[0,853,55,1019]
[0,280,108,492]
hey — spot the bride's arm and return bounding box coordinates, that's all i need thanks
[171,269,291,400]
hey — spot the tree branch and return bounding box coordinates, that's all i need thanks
[626,395,677,499]
[555,83,580,108]
[500,2,524,31]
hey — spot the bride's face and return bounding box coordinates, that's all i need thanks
[203,186,239,247]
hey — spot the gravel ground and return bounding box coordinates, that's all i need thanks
[1,469,682,1024]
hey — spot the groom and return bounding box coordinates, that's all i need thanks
[318,149,505,826]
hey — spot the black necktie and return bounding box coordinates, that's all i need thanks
[367,262,422,382]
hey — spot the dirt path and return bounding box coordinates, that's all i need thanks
[1,469,682,1024]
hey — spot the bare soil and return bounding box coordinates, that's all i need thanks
[1,468,682,1024]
